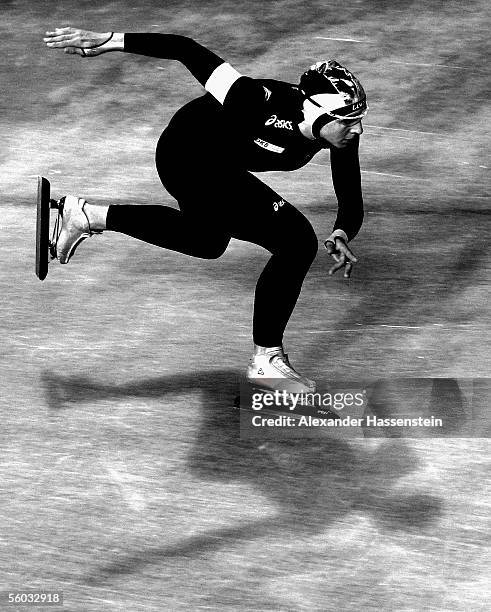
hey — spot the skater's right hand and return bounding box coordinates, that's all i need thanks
[324,237,358,279]
[44,27,120,57]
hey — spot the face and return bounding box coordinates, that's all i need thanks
[319,117,363,148]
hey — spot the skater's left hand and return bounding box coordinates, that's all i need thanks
[324,237,357,278]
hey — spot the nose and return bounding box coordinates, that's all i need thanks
[350,121,363,135]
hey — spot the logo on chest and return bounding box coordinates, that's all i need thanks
[265,114,294,130]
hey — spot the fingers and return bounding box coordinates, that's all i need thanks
[45,33,79,49]
[324,241,342,263]
[328,256,354,278]
[44,27,85,50]
[337,241,357,264]
[325,238,357,278]
[44,34,74,42]
[343,262,353,278]
[45,27,73,35]
[324,239,356,259]
[328,258,346,276]
[46,39,76,48]
[44,27,76,41]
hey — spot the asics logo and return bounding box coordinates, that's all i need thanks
[265,115,293,130]
[273,199,286,212]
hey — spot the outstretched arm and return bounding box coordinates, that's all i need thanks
[44,28,247,104]
[124,33,228,89]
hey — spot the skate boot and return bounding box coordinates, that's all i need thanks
[246,346,316,394]
[52,195,102,264]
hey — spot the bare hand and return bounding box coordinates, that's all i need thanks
[44,27,113,57]
[324,237,358,278]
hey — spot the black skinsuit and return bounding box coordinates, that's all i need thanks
[106,34,364,346]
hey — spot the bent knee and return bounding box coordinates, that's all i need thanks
[284,220,319,265]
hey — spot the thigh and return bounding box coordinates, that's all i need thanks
[156,129,315,254]
[155,127,230,218]
[220,171,317,256]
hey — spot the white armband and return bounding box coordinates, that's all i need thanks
[205,63,242,104]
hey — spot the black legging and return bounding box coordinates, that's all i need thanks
[106,128,318,347]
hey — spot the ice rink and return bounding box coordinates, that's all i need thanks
[1,1,489,610]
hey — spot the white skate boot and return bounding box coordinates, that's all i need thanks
[246,346,316,394]
[53,195,102,264]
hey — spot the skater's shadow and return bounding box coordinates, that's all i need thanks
[41,369,445,586]
[41,368,241,414]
